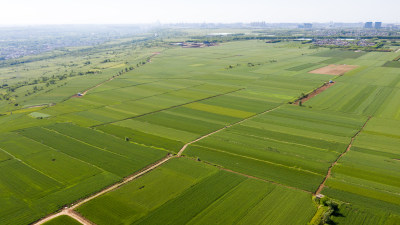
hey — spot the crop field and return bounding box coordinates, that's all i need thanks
[331,204,400,225]
[322,117,400,216]
[306,66,400,117]
[0,34,400,225]
[0,123,165,225]
[185,105,366,192]
[304,48,400,223]
[286,63,319,71]
[76,158,317,225]
[42,215,82,225]
[313,49,368,58]
[383,61,400,68]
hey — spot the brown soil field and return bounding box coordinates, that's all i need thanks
[309,64,358,75]
[293,82,335,105]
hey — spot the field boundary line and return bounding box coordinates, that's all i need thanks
[177,104,282,156]
[42,127,129,159]
[229,130,340,154]
[191,144,322,176]
[0,147,64,185]
[17,132,109,173]
[80,80,158,96]
[221,167,313,194]
[91,88,245,127]
[92,127,172,153]
[182,156,313,194]
[33,154,173,225]
[67,51,162,100]
[54,83,205,117]
[315,116,372,195]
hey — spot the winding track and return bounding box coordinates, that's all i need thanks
[315,116,372,195]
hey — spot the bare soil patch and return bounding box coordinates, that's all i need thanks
[293,82,335,105]
[309,64,358,76]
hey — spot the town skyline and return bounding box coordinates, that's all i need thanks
[1,0,399,25]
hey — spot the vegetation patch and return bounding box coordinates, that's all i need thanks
[43,215,82,225]
[287,63,319,71]
[382,61,400,68]
[313,49,367,58]
[29,112,51,118]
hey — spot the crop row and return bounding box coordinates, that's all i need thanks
[0,123,165,225]
[77,158,316,225]
[185,105,366,192]
[322,117,400,218]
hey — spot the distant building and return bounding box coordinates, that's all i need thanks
[364,22,373,28]
[375,22,382,29]
[250,21,267,27]
[304,23,313,29]
[386,24,400,29]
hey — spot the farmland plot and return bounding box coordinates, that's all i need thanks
[331,204,400,225]
[1,39,400,225]
[0,123,165,225]
[186,105,367,192]
[42,215,82,225]
[77,158,316,225]
[321,117,400,217]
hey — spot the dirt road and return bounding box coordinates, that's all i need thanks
[315,116,372,195]
[178,105,282,156]
[33,155,173,225]
[34,104,283,224]
[293,82,335,105]
[72,52,162,98]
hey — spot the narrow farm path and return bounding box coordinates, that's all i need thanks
[34,104,282,225]
[315,116,372,195]
[33,154,173,225]
[185,156,313,194]
[67,210,94,225]
[177,104,282,156]
[220,167,313,194]
[91,88,245,127]
[72,52,162,98]
[79,75,116,97]
[33,209,93,225]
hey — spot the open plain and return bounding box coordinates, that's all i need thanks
[0,31,400,225]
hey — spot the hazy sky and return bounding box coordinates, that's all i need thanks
[0,0,398,25]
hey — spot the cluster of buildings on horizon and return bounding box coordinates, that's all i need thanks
[162,21,400,30]
[312,39,376,47]
[299,22,387,29]
[364,22,382,29]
